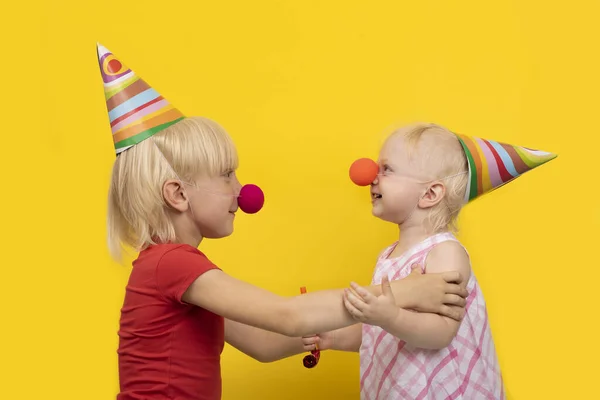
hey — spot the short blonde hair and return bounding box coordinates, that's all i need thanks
[390,122,468,234]
[107,116,238,262]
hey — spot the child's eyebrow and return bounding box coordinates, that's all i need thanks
[380,159,395,168]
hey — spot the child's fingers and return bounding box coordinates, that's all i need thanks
[303,343,318,351]
[439,305,465,322]
[344,299,363,321]
[350,282,375,303]
[444,294,466,308]
[302,336,319,345]
[344,286,364,303]
[343,293,365,321]
[302,336,320,351]
[380,275,395,298]
[442,271,463,284]
[345,288,368,311]
[410,264,423,274]
[445,283,469,299]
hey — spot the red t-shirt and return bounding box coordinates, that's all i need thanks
[117,243,224,400]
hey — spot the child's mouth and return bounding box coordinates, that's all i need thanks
[372,193,382,199]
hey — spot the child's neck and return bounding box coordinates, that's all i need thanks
[389,223,434,259]
[169,212,204,249]
[175,229,203,249]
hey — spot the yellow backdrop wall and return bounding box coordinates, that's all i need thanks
[1,1,598,399]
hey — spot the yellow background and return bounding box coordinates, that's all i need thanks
[1,1,598,399]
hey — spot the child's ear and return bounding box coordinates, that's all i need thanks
[163,179,189,212]
[419,182,446,209]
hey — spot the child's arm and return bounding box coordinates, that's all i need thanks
[183,269,384,337]
[301,265,473,354]
[302,324,363,353]
[376,267,467,318]
[226,320,362,362]
[182,260,467,338]
[226,266,467,361]
[224,319,306,363]
[343,241,471,350]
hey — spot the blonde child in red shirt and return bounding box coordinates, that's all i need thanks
[97,44,468,400]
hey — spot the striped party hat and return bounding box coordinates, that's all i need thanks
[97,43,185,155]
[455,133,557,203]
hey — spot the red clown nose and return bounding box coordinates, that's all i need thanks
[349,158,379,186]
[238,184,265,214]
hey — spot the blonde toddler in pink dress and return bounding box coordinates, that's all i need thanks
[302,122,556,399]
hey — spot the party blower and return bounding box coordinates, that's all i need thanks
[300,286,321,368]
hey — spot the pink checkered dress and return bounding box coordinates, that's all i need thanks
[360,232,505,400]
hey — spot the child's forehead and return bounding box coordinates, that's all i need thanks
[379,135,412,163]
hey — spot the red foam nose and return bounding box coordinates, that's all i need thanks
[349,158,379,186]
[238,184,265,214]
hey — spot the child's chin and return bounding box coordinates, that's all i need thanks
[372,210,398,224]
[205,225,234,239]
[371,207,384,219]
[221,226,234,238]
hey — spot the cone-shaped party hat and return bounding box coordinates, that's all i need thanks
[454,133,557,202]
[97,43,185,155]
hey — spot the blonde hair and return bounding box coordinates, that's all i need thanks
[390,122,469,234]
[107,116,238,262]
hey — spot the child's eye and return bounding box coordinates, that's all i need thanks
[223,170,234,178]
[382,165,393,174]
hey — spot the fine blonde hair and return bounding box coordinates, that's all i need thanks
[390,122,469,234]
[107,116,238,262]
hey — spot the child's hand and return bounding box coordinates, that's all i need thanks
[343,275,399,328]
[302,331,335,351]
[403,266,468,321]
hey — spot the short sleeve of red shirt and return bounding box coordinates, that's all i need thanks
[155,245,221,304]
